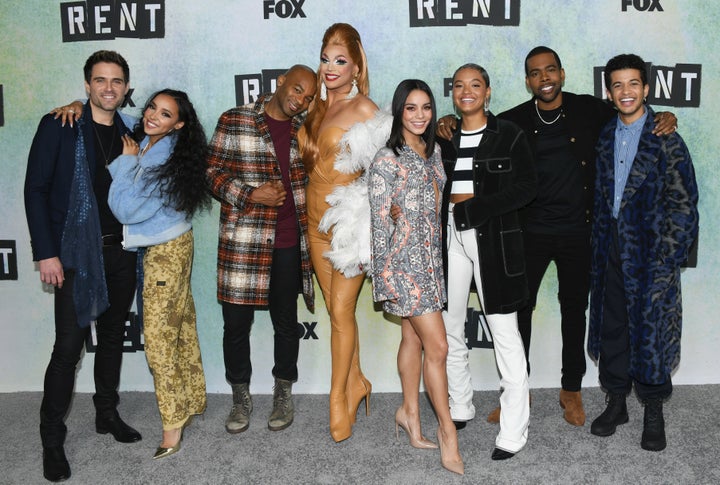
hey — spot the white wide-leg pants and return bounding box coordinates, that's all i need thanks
[443,207,530,453]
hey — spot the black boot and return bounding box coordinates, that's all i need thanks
[590,392,629,436]
[641,398,666,451]
[43,446,71,482]
[96,411,142,443]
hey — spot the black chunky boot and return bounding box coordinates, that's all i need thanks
[590,392,629,436]
[641,398,666,451]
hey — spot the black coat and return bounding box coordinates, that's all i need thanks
[439,113,537,314]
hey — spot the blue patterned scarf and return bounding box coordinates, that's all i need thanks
[60,114,108,327]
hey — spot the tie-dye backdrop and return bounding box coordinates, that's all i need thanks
[1,1,717,393]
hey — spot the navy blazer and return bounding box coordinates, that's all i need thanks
[24,102,131,262]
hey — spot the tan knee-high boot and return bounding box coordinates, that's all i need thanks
[329,330,352,442]
[346,328,371,425]
[327,269,364,442]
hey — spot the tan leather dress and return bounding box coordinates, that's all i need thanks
[298,124,371,442]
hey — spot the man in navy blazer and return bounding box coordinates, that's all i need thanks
[24,50,141,482]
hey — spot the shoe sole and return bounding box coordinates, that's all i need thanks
[95,426,142,443]
[268,418,294,431]
[641,440,667,452]
[225,424,250,434]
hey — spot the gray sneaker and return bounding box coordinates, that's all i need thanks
[268,378,294,431]
[226,383,252,434]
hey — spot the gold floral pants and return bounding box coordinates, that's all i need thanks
[143,229,206,429]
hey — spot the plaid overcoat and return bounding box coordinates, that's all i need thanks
[207,94,314,311]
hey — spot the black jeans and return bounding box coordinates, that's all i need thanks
[599,227,672,401]
[517,230,590,391]
[40,245,137,447]
[222,246,301,385]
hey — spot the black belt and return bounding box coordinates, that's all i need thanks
[102,234,123,246]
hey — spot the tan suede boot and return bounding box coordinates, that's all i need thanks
[486,406,501,424]
[559,389,586,426]
[488,392,532,424]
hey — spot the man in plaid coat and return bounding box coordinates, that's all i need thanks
[207,65,316,434]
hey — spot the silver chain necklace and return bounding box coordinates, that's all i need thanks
[92,122,117,167]
[534,99,563,125]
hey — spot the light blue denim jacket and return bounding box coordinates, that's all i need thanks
[107,134,191,250]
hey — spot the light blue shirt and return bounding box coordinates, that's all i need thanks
[612,111,647,218]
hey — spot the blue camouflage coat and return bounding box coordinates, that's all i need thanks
[587,107,699,384]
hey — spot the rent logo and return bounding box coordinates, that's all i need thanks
[0,241,18,280]
[409,0,520,27]
[60,0,165,42]
[85,311,144,352]
[234,69,286,107]
[466,308,494,349]
[594,62,702,107]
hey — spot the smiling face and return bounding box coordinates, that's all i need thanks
[84,62,129,120]
[452,67,491,118]
[606,68,649,125]
[319,43,359,95]
[267,67,316,120]
[525,52,565,109]
[401,89,433,142]
[142,93,185,144]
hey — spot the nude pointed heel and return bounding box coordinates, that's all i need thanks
[394,407,437,449]
[437,427,464,475]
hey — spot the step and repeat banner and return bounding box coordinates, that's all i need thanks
[1,0,717,394]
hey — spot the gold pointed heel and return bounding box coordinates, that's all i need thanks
[153,427,183,460]
[153,441,181,460]
[437,427,464,475]
[395,407,437,449]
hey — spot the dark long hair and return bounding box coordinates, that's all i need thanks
[133,89,210,218]
[386,79,437,159]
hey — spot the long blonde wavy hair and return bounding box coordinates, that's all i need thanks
[300,23,370,172]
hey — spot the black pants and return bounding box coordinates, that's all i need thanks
[40,245,137,447]
[222,246,301,385]
[517,231,590,391]
[599,226,672,401]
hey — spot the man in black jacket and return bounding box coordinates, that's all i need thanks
[496,46,614,427]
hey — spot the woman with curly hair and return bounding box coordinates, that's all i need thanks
[108,89,210,459]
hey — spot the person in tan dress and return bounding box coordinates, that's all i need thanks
[298,23,381,444]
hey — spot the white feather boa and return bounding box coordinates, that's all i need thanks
[317,109,392,277]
